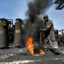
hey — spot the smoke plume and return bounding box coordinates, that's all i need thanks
[24,0,52,43]
[27,0,52,21]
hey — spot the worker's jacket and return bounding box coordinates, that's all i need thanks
[41,20,58,49]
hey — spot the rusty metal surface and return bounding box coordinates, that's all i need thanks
[14,19,23,47]
[0,19,9,48]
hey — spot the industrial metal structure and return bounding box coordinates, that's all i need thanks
[0,18,64,49]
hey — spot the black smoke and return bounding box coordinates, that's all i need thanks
[27,0,52,21]
[24,0,52,43]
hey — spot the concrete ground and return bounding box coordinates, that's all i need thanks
[0,47,64,64]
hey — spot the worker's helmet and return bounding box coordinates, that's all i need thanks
[43,15,48,21]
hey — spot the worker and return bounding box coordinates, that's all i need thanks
[41,15,58,49]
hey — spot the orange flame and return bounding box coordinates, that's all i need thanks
[26,37,34,55]
[39,50,45,55]
[26,37,45,55]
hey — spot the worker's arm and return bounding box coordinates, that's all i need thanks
[41,23,53,31]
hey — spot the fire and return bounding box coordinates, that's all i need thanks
[26,37,45,55]
[26,37,34,55]
[39,49,45,55]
